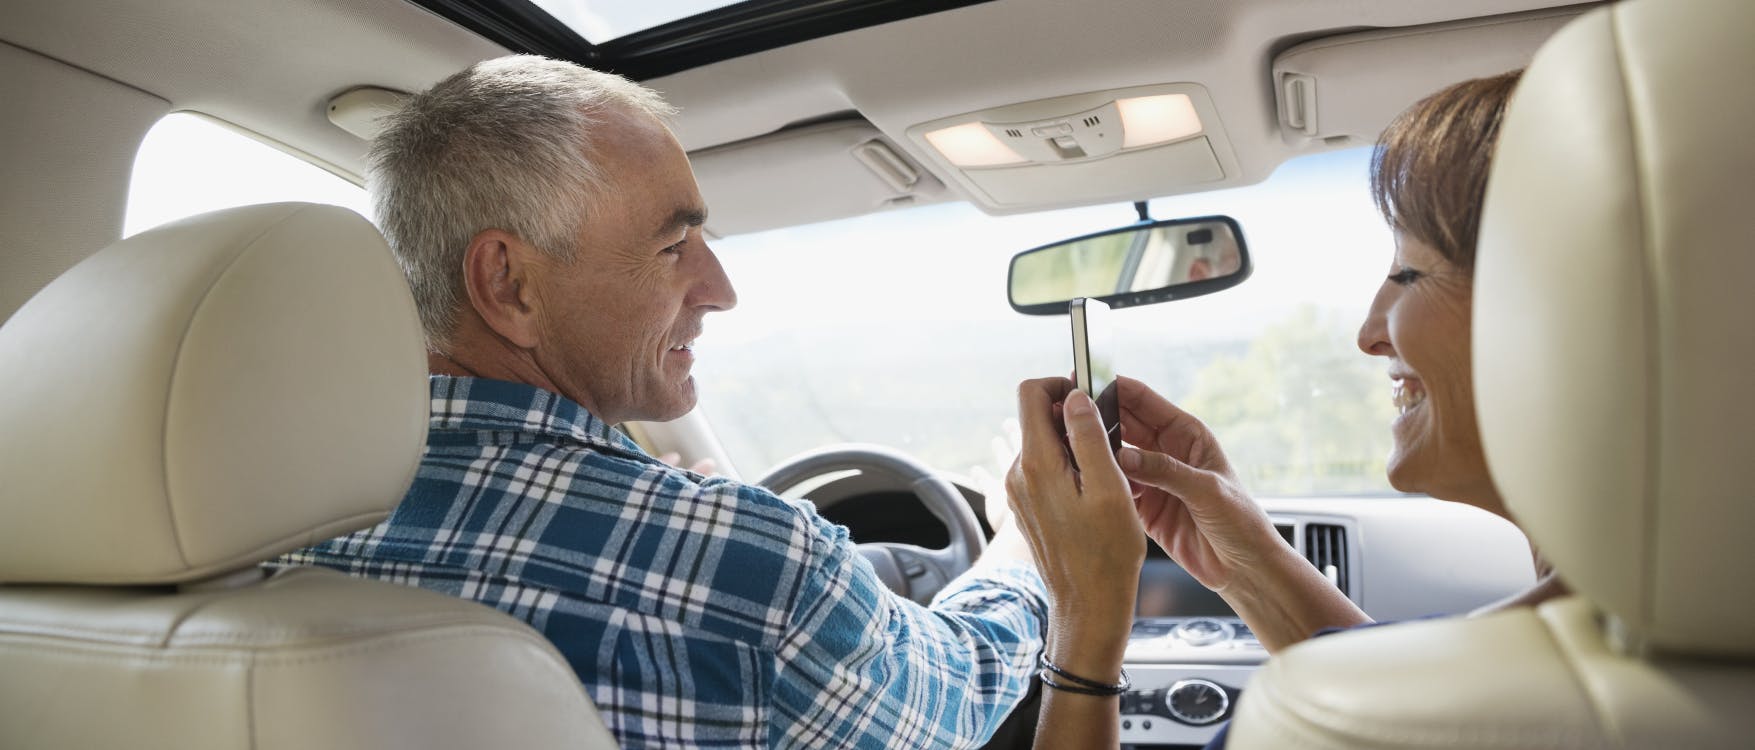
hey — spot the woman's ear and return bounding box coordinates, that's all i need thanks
[461,229,543,350]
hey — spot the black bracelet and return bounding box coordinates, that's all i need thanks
[1038,669,1130,696]
[1037,652,1129,696]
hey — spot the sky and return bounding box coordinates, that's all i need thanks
[124,114,371,238]
[526,0,737,42]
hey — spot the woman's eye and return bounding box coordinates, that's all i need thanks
[1388,267,1422,285]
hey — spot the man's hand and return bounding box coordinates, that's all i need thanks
[967,417,1023,534]
[658,452,720,477]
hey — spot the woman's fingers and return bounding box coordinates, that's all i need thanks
[1116,375,1196,431]
[1118,446,1210,499]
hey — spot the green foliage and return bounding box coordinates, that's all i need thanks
[1178,304,1396,495]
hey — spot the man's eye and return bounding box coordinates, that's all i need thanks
[660,240,685,256]
[1388,267,1422,285]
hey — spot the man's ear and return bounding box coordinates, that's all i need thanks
[461,229,544,350]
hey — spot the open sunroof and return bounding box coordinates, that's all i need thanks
[409,0,998,80]
[527,0,745,44]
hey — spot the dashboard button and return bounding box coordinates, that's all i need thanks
[1172,617,1233,646]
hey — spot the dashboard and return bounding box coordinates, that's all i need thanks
[803,472,1536,748]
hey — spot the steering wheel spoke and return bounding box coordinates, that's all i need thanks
[758,444,986,603]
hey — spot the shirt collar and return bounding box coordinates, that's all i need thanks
[427,375,642,453]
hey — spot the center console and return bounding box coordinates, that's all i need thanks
[1119,616,1264,747]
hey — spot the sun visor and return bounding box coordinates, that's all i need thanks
[690,119,946,237]
[1272,5,1596,146]
[903,83,1237,215]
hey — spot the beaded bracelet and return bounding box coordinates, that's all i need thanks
[1037,652,1130,696]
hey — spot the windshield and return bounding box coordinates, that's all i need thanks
[693,147,1399,497]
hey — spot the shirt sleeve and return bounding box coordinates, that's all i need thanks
[765,495,1048,750]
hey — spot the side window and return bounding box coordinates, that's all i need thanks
[124,113,372,236]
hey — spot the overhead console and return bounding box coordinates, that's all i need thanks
[904,83,1241,215]
[1272,4,1597,146]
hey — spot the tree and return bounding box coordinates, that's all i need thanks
[1179,305,1396,496]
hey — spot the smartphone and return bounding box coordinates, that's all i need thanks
[1070,297,1123,453]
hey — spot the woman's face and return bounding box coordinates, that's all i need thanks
[1357,231,1503,516]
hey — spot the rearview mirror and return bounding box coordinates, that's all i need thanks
[1008,216,1251,315]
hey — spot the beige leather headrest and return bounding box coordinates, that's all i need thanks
[0,203,426,585]
[1476,0,1755,657]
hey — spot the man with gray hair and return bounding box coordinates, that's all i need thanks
[281,55,1048,749]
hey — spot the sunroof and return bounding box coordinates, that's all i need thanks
[409,0,1000,80]
[527,0,748,43]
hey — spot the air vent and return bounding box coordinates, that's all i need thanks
[1083,115,1102,127]
[1304,523,1349,594]
[1004,128,1023,138]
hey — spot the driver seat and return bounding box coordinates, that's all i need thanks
[0,203,617,748]
[1228,0,1755,747]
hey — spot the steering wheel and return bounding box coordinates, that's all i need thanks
[757,444,987,604]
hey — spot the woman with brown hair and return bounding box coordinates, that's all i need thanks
[1005,70,1560,749]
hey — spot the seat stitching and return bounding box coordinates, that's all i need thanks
[158,204,308,571]
[1606,0,1662,649]
[0,625,578,672]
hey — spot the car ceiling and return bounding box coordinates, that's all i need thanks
[4,0,1587,233]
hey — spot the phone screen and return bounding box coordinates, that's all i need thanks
[1070,297,1122,452]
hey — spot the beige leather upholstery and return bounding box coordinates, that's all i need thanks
[1229,0,1755,747]
[0,202,425,584]
[1475,0,1755,659]
[1232,597,1752,748]
[0,204,616,748]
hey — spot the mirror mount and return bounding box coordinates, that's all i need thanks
[1007,215,1251,315]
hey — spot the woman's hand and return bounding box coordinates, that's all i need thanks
[1005,377,1145,676]
[1114,375,1370,651]
[1112,375,1281,592]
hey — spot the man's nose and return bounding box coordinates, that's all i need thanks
[689,244,737,312]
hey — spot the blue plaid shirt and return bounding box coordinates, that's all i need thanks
[279,376,1047,749]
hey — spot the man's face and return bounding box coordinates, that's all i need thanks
[529,107,736,425]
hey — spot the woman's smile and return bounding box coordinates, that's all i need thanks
[1391,375,1427,417]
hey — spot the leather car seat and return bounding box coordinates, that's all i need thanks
[1226,0,1755,747]
[0,203,618,749]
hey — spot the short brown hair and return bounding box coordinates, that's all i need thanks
[1371,69,1523,270]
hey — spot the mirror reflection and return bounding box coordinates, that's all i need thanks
[1008,217,1249,314]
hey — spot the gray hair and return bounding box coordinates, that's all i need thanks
[368,55,677,352]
